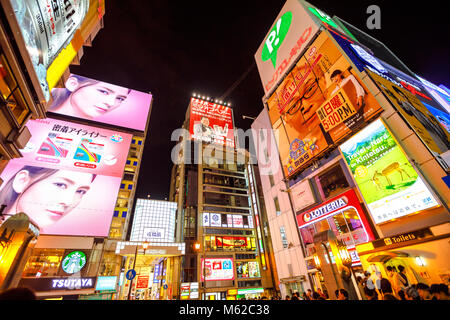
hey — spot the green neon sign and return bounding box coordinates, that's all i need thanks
[62,251,87,274]
[261,11,293,68]
[308,7,339,29]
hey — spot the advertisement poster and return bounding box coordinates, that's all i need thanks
[0,118,131,236]
[290,179,316,212]
[9,0,90,101]
[339,119,439,224]
[201,258,234,281]
[254,0,319,95]
[136,276,150,289]
[267,31,382,178]
[368,71,450,159]
[189,98,235,147]
[48,74,152,131]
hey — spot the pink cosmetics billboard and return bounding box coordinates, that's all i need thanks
[48,74,152,131]
[0,118,132,236]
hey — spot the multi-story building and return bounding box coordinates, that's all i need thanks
[169,96,277,299]
[253,0,450,300]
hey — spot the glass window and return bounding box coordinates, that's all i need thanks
[280,226,289,249]
[268,171,275,187]
[274,197,281,216]
[22,249,65,278]
[0,52,30,125]
[317,165,349,200]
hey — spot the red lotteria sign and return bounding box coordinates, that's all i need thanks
[296,189,375,240]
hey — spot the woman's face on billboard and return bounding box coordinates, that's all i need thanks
[13,170,94,229]
[67,78,129,118]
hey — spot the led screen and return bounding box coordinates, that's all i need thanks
[0,118,132,236]
[189,98,235,147]
[48,73,152,131]
[339,119,439,224]
[201,258,234,281]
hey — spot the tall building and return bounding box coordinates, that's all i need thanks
[169,96,277,299]
[253,0,450,300]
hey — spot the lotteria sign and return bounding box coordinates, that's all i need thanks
[296,189,373,237]
[255,0,319,95]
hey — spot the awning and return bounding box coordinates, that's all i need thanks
[366,251,409,263]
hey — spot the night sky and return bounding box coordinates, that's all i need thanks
[71,0,449,200]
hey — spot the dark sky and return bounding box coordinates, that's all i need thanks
[71,0,449,200]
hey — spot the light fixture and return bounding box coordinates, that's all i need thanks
[415,256,426,267]
[193,93,196,97]
[228,103,231,106]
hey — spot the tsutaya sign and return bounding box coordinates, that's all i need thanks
[255,0,319,95]
[52,277,94,289]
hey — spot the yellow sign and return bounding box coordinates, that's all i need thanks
[227,289,238,295]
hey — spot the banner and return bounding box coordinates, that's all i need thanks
[339,119,440,224]
[267,30,382,178]
[189,98,234,147]
[201,258,234,281]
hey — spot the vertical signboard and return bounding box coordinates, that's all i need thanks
[254,0,320,95]
[339,119,439,224]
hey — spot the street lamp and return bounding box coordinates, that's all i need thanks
[337,240,352,281]
[193,241,206,300]
[127,241,149,300]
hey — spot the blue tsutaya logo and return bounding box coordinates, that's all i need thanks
[303,197,347,222]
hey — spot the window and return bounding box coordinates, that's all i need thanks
[120,183,125,189]
[126,160,131,165]
[0,52,30,125]
[114,210,119,217]
[138,140,142,145]
[132,139,136,144]
[280,226,289,249]
[268,171,275,187]
[274,196,281,216]
[128,184,133,190]
[133,161,138,166]
[316,165,349,200]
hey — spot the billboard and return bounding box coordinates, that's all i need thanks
[48,74,152,131]
[8,0,90,101]
[339,119,439,224]
[329,29,450,168]
[255,0,320,95]
[266,30,383,178]
[368,71,450,164]
[201,258,234,281]
[129,199,177,242]
[0,118,132,236]
[189,98,235,147]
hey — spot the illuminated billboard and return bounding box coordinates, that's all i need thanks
[129,199,177,242]
[254,0,320,95]
[266,31,383,178]
[189,98,235,147]
[9,0,90,101]
[201,258,234,281]
[339,119,440,224]
[0,118,132,236]
[48,74,152,131]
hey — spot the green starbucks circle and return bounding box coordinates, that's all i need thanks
[61,251,87,274]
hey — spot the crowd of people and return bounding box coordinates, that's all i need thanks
[270,265,449,301]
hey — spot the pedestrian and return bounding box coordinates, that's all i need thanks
[364,286,378,300]
[429,283,449,300]
[386,266,403,299]
[323,290,330,300]
[291,292,300,300]
[302,292,308,300]
[285,295,291,300]
[405,286,420,300]
[305,289,312,300]
[375,271,393,299]
[416,283,432,300]
[355,276,367,300]
[337,289,349,300]
[317,288,327,299]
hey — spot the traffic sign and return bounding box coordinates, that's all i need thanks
[163,284,168,290]
[126,269,136,280]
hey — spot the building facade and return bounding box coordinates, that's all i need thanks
[169,96,277,299]
[253,0,450,300]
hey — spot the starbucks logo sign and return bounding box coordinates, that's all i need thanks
[62,251,87,274]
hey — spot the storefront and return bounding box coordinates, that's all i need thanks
[356,223,450,288]
[297,188,376,299]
